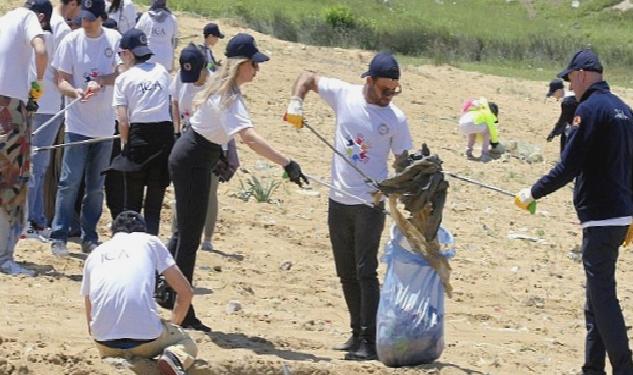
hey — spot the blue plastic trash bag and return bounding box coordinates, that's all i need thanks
[376,225,454,367]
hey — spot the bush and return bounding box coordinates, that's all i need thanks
[323,5,357,29]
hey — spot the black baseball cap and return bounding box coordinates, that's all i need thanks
[111,210,147,234]
[102,17,118,29]
[225,33,269,63]
[557,49,603,82]
[361,52,400,80]
[80,0,107,22]
[203,22,224,39]
[179,43,207,83]
[120,28,153,57]
[546,78,564,97]
[26,0,53,31]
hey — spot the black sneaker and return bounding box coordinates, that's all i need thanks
[333,334,360,352]
[182,318,211,333]
[157,350,185,375]
[344,338,377,361]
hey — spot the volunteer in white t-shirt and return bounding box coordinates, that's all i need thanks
[26,11,72,239]
[81,210,196,375]
[169,43,240,252]
[284,52,413,360]
[109,28,172,235]
[166,34,306,332]
[106,0,136,34]
[135,0,177,72]
[49,0,122,256]
[0,0,50,276]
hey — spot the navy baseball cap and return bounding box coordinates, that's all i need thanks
[179,43,207,83]
[102,17,118,29]
[203,23,224,39]
[26,0,53,31]
[120,28,153,57]
[558,49,603,82]
[361,52,400,80]
[80,0,107,22]
[546,78,564,97]
[111,210,147,234]
[225,33,269,63]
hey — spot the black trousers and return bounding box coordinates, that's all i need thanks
[328,198,385,339]
[105,123,123,221]
[581,226,633,375]
[167,129,221,324]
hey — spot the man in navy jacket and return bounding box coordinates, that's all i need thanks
[516,49,633,375]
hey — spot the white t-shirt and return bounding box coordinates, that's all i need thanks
[113,62,171,123]
[318,77,413,204]
[29,13,71,114]
[189,92,253,145]
[169,75,204,129]
[135,12,177,71]
[80,232,176,341]
[0,8,44,102]
[52,28,121,138]
[106,0,137,34]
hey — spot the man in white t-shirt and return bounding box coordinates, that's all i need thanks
[285,52,413,360]
[81,210,196,375]
[26,9,72,239]
[135,0,177,72]
[0,0,50,276]
[49,0,122,256]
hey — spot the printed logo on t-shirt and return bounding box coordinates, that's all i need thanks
[137,81,163,94]
[83,68,99,83]
[345,133,370,163]
[378,123,390,135]
[104,47,114,58]
[151,27,166,36]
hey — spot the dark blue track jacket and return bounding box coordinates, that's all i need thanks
[531,81,633,223]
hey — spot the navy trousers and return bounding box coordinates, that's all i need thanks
[581,226,633,375]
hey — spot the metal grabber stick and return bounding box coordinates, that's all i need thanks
[32,135,120,153]
[31,97,82,137]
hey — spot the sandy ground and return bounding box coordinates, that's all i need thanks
[3,3,633,375]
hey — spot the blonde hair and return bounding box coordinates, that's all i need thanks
[193,57,249,111]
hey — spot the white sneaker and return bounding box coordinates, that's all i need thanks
[200,241,214,251]
[0,260,35,276]
[51,241,69,257]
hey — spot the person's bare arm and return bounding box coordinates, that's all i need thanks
[57,71,84,99]
[172,99,181,133]
[116,106,130,147]
[162,265,193,326]
[31,35,47,81]
[238,127,290,167]
[84,296,92,335]
[291,71,320,99]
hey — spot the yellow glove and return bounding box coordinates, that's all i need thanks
[623,223,633,247]
[514,187,537,214]
[29,80,43,101]
[283,96,304,129]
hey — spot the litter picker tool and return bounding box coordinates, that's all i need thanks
[31,97,81,137]
[445,171,536,214]
[303,173,387,213]
[33,135,120,153]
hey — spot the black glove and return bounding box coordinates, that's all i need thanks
[25,97,39,112]
[284,160,308,187]
[154,274,175,309]
[213,156,237,182]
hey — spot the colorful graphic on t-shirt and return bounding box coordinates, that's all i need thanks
[345,133,370,163]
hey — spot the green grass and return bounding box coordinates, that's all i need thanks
[138,0,633,86]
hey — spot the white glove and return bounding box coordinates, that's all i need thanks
[284,96,304,128]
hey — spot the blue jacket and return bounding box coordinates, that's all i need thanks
[531,81,633,222]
